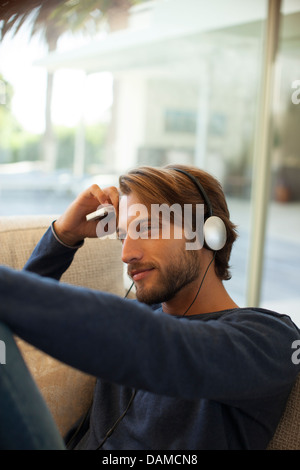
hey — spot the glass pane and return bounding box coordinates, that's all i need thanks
[261,1,300,325]
[0,0,268,307]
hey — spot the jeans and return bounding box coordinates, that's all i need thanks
[0,322,65,450]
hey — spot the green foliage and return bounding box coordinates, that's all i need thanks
[85,122,108,168]
[0,130,42,164]
[0,121,108,169]
[54,122,108,171]
[0,104,42,164]
[54,126,75,169]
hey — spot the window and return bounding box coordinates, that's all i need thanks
[0,0,299,323]
[261,1,300,325]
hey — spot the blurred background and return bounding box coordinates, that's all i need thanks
[0,0,299,323]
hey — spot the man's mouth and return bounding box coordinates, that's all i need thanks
[128,267,155,281]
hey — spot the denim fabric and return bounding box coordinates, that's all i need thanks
[0,322,65,450]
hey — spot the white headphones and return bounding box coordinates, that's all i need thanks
[172,168,227,251]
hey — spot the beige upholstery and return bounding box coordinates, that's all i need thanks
[0,215,124,437]
[0,215,299,448]
[267,374,300,450]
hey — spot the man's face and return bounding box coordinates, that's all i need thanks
[118,192,201,305]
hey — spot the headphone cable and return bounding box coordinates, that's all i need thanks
[182,252,216,317]
[96,389,137,450]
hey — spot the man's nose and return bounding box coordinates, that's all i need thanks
[121,234,143,264]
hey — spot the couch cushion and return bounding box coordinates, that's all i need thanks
[15,337,96,438]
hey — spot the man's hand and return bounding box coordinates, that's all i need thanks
[53,184,119,246]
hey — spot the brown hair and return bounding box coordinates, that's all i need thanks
[119,164,238,281]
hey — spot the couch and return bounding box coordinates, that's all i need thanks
[0,214,299,449]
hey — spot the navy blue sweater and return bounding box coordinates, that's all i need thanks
[0,226,299,450]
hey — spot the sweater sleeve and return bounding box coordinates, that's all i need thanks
[0,265,299,403]
[23,223,83,280]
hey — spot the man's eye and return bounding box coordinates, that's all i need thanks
[149,225,160,238]
[139,224,151,232]
[136,223,152,239]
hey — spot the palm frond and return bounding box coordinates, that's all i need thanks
[0,0,149,44]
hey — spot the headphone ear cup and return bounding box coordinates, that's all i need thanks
[203,216,227,251]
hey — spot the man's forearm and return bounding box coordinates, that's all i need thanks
[23,223,83,280]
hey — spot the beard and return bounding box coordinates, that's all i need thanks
[129,248,201,305]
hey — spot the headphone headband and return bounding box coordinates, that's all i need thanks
[170,167,213,217]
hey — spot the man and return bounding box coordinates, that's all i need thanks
[0,164,299,450]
